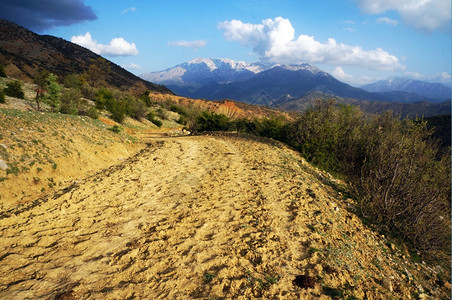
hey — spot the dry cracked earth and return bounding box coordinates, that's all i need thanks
[0,134,445,299]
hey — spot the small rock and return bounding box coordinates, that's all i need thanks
[0,160,7,171]
[0,144,7,149]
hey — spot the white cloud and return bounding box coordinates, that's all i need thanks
[404,71,452,83]
[377,17,398,26]
[122,63,143,70]
[355,0,451,32]
[343,27,356,32]
[330,66,375,86]
[122,7,136,14]
[404,71,425,79]
[218,17,404,71]
[167,40,207,49]
[71,32,138,56]
[437,72,451,82]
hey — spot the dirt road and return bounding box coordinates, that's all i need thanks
[0,134,422,299]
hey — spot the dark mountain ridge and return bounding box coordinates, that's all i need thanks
[0,19,171,93]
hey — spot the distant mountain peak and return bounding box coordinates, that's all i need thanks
[141,58,270,86]
[362,78,451,100]
[140,58,328,86]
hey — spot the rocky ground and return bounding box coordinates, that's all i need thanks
[0,133,449,299]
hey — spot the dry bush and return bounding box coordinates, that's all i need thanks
[285,99,451,254]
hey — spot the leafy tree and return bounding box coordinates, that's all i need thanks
[43,73,62,112]
[95,87,114,110]
[4,80,24,99]
[64,74,83,89]
[83,58,110,87]
[129,81,147,97]
[33,70,50,110]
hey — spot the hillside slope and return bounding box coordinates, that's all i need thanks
[0,134,448,299]
[0,19,171,93]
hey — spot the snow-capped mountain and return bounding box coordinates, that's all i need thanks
[141,58,450,106]
[140,58,335,99]
[140,58,269,86]
[361,78,451,100]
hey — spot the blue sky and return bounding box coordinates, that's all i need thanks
[1,0,451,86]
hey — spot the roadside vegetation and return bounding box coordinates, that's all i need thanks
[189,98,451,262]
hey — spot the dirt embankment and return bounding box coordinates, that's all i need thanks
[0,134,447,299]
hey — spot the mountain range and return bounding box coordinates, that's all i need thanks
[141,58,451,108]
[361,78,451,99]
[0,19,171,93]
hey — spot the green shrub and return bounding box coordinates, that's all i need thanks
[95,87,114,110]
[285,100,365,175]
[4,80,24,99]
[109,99,127,123]
[156,107,168,120]
[352,113,451,252]
[59,88,82,115]
[43,73,62,112]
[169,103,188,116]
[108,125,122,133]
[84,107,99,119]
[81,84,97,100]
[127,97,148,120]
[177,115,188,125]
[193,111,230,131]
[284,99,451,254]
[151,118,163,127]
[64,74,83,89]
[147,111,163,127]
[252,116,287,140]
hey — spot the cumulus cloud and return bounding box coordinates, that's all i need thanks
[122,7,136,14]
[355,0,451,32]
[0,0,96,32]
[404,71,452,83]
[437,72,451,82]
[218,17,404,71]
[330,66,375,86]
[167,40,207,49]
[377,17,398,26]
[122,63,143,70]
[71,32,139,56]
[404,71,425,79]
